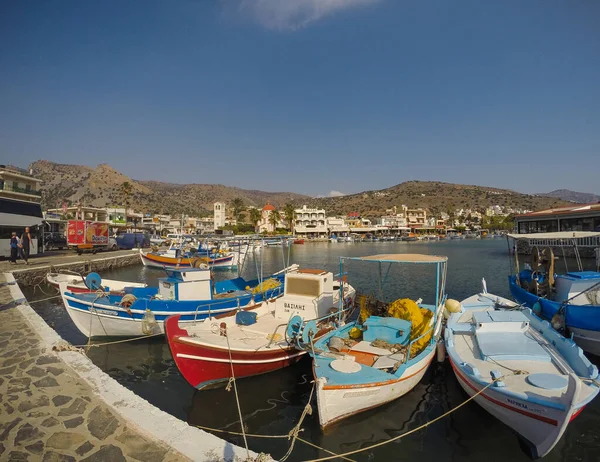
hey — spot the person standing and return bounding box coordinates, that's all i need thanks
[9,232,20,264]
[20,227,32,265]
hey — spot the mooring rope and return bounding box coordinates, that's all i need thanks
[302,373,511,462]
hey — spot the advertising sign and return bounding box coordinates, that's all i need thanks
[67,220,109,246]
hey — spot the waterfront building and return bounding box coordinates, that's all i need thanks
[214,202,226,229]
[258,203,282,233]
[407,208,427,226]
[197,217,215,234]
[326,217,350,235]
[515,203,600,234]
[294,205,327,237]
[48,205,108,222]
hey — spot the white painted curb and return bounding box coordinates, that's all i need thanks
[5,272,268,462]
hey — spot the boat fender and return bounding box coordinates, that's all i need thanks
[436,338,445,363]
[120,294,137,309]
[532,301,542,316]
[329,336,346,352]
[141,309,157,335]
[443,299,461,319]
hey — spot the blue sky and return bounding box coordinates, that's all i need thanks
[1,0,599,197]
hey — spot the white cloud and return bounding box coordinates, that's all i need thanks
[329,190,346,197]
[237,0,381,31]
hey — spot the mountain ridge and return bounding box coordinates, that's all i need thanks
[29,160,569,217]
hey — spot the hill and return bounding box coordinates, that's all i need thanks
[307,181,568,216]
[536,189,600,204]
[29,161,568,217]
[29,160,309,216]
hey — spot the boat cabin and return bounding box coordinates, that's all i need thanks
[158,267,212,301]
[554,271,600,305]
[274,269,335,321]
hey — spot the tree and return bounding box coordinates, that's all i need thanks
[230,198,245,223]
[248,208,261,232]
[268,210,281,232]
[120,182,133,205]
[283,203,296,232]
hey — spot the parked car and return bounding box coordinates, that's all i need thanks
[115,232,150,250]
[107,237,118,251]
[44,232,67,251]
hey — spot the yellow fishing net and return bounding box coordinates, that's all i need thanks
[251,278,281,294]
[387,298,433,357]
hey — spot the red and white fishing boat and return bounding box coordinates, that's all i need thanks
[165,269,356,390]
[47,272,146,294]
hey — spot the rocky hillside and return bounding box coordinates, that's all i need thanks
[30,161,568,217]
[309,181,568,216]
[30,160,309,216]
[536,189,600,204]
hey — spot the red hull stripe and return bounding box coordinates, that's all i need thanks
[450,359,559,426]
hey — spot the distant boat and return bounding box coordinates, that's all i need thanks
[445,281,599,458]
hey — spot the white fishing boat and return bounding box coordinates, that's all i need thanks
[290,254,448,428]
[47,272,146,294]
[444,281,599,458]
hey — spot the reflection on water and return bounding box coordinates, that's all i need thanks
[23,240,600,462]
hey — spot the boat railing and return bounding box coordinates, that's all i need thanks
[404,325,435,364]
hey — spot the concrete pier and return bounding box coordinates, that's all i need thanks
[0,271,264,461]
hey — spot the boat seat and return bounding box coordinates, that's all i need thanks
[451,323,474,335]
[476,332,551,363]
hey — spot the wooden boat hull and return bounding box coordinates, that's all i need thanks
[448,356,582,458]
[165,315,305,390]
[315,347,436,428]
[140,250,237,269]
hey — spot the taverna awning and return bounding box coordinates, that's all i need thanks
[344,254,448,263]
[507,231,600,240]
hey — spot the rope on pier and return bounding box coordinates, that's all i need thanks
[71,332,164,349]
[193,425,355,462]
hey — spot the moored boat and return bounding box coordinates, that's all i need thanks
[59,265,297,338]
[290,253,448,428]
[507,232,600,356]
[165,269,356,390]
[139,247,242,269]
[47,272,147,293]
[445,283,599,458]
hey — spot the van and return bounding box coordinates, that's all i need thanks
[115,232,150,250]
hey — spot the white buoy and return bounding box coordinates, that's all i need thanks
[437,338,446,363]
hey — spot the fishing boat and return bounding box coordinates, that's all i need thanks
[59,265,297,338]
[507,232,600,356]
[165,269,356,390]
[47,272,146,293]
[445,281,599,458]
[289,254,448,428]
[139,246,243,269]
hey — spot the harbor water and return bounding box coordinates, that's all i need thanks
[23,240,600,462]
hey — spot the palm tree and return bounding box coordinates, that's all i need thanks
[248,208,261,232]
[283,203,296,233]
[268,210,281,232]
[230,198,245,223]
[120,181,133,208]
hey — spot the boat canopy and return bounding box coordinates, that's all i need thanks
[343,253,448,263]
[507,231,600,240]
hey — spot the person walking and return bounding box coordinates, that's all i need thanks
[9,232,20,264]
[20,226,32,265]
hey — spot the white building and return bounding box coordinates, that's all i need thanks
[326,217,350,235]
[214,202,226,229]
[294,205,327,237]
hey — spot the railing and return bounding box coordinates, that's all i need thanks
[525,236,600,248]
[2,184,42,197]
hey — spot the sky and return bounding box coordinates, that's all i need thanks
[1,0,599,197]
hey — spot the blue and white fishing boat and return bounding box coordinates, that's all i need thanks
[445,281,599,458]
[289,253,448,428]
[59,265,298,338]
[507,232,600,356]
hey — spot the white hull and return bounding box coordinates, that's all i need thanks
[449,357,580,458]
[316,347,435,428]
[47,273,146,292]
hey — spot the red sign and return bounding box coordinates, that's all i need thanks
[67,221,109,246]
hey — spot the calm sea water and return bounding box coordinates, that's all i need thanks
[24,240,600,462]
